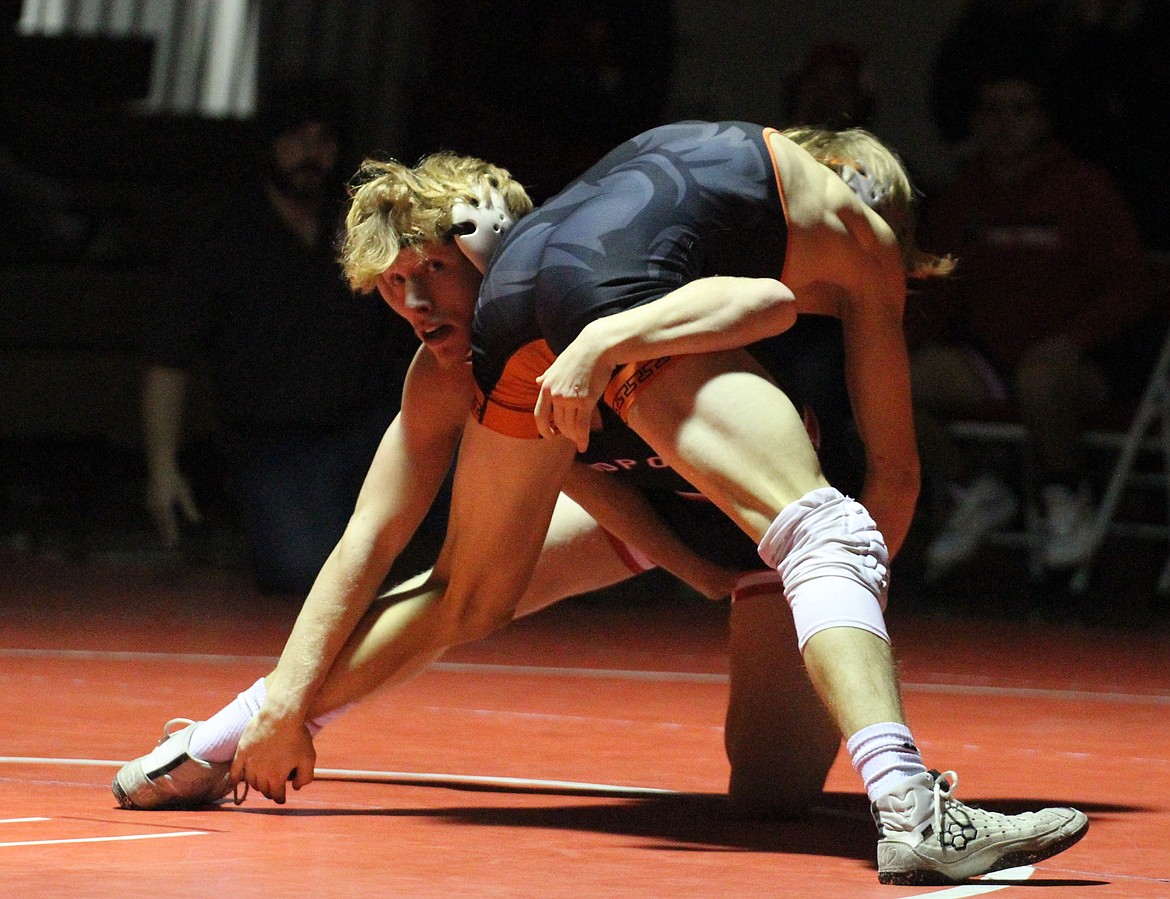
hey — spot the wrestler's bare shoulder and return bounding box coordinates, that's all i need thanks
[766,131,901,306]
[765,132,844,229]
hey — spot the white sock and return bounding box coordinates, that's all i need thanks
[189,677,267,763]
[846,721,928,803]
[188,677,350,763]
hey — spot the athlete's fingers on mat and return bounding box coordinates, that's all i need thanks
[292,765,314,791]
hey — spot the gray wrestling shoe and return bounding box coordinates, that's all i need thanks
[873,770,1088,885]
[112,718,239,810]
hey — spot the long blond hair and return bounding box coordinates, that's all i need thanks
[782,126,954,278]
[340,152,533,292]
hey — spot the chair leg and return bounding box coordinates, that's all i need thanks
[1021,461,1047,582]
[1071,330,1170,594]
[1158,390,1170,594]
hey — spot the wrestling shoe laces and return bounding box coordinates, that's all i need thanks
[156,719,249,803]
[162,717,193,739]
[872,769,1089,885]
[161,718,250,805]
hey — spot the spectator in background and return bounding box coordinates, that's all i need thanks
[932,0,1166,250]
[910,72,1152,579]
[782,41,875,131]
[930,0,1063,148]
[140,79,416,594]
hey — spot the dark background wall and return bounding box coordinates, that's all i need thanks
[668,0,967,186]
[2,0,1164,596]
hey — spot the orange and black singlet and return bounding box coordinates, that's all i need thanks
[471,120,789,439]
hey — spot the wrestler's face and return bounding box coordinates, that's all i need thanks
[376,242,482,366]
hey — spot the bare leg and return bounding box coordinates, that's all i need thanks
[527,494,844,814]
[121,441,857,815]
[306,494,642,716]
[305,570,448,716]
[725,584,840,817]
[625,350,908,737]
[514,492,644,616]
[310,481,845,816]
[613,352,1089,885]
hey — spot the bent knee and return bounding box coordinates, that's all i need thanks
[758,488,891,649]
[439,589,515,644]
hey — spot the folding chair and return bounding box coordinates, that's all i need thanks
[941,252,1170,591]
[943,417,1044,579]
[1070,319,1170,594]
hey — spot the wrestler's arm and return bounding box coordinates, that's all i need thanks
[839,250,920,559]
[231,348,469,800]
[561,463,740,600]
[535,276,795,448]
[236,412,574,802]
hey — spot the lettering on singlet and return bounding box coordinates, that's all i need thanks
[587,456,670,474]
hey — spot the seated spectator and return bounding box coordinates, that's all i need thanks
[910,72,1152,579]
[140,79,416,594]
[930,0,1063,147]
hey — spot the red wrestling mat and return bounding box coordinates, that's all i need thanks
[1,551,1167,897]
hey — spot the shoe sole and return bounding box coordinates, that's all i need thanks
[878,815,1089,886]
[111,775,136,810]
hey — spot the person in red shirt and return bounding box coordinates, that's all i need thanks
[911,72,1152,578]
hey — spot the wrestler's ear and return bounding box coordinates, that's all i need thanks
[450,187,515,273]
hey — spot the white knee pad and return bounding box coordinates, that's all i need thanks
[757,487,890,651]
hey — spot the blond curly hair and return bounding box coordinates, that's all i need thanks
[782,126,954,278]
[340,152,533,293]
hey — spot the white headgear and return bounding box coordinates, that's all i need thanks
[839,164,884,210]
[450,186,515,273]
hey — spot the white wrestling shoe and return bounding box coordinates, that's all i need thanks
[112,718,242,810]
[925,474,1019,579]
[873,770,1088,885]
[1040,483,1096,569]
